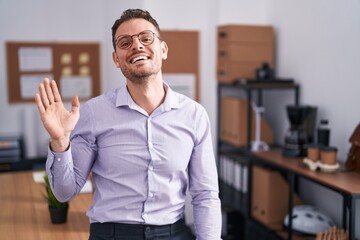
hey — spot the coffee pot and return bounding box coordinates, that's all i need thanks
[283,105,317,157]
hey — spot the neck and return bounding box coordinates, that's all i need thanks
[126,77,165,115]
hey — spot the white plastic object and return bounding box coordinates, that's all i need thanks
[284,205,335,235]
[251,102,269,152]
[303,158,340,173]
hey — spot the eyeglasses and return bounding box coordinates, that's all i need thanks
[114,30,162,50]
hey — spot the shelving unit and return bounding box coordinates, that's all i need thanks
[217,80,300,239]
[217,80,360,240]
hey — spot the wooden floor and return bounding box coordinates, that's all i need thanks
[0,171,93,240]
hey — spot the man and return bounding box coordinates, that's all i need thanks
[35,8,221,240]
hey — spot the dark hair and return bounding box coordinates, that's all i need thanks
[111,9,161,50]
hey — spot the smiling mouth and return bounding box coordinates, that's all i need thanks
[130,55,149,64]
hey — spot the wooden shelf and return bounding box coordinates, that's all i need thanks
[252,149,360,195]
[251,148,360,239]
[219,78,298,90]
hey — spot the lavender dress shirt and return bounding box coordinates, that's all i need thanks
[46,83,222,239]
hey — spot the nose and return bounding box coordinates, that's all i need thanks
[131,36,144,50]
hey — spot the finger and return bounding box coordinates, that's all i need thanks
[39,81,50,108]
[71,96,80,113]
[35,93,45,114]
[44,78,55,104]
[50,80,62,103]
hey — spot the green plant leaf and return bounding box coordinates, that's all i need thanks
[43,174,69,209]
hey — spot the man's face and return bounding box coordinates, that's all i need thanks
[112,18,168,84]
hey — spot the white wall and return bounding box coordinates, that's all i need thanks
[1,0,359,237]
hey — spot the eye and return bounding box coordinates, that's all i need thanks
[117,37,131,49]
[139,33,153,44]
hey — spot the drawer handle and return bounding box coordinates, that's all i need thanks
[219,32,227,38]
[219,51,226,57]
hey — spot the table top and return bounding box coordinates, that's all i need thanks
[0,171,93,240]
[252,149,360,195]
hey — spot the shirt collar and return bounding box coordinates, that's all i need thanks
[115,82,180,111]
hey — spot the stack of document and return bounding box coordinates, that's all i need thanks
[0,135,22,163]
[219,154,248,193]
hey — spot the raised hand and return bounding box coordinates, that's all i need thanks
[35,78,80,152]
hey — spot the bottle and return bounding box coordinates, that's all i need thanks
[317,119,330,146]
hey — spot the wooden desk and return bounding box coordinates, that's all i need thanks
[252,149,360,240]
[0,171,92,239]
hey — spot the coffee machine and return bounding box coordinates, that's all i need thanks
[283,105,317,157]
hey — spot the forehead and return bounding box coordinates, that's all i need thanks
[115,18,157,37]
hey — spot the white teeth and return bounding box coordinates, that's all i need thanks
[131,56,147,63]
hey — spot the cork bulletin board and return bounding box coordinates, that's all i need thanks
[6,42,101,103]
[161,31,199,101]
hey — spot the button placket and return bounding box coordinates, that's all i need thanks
[147,118,153,150]
[144,116,157,222]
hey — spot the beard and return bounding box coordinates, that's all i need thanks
[120,62,161,85]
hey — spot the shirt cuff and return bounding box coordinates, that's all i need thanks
[47,143,73,167]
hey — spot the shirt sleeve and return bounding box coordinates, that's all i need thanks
[46,102,97,202]
[188,105,222,240]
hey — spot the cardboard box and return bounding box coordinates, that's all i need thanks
[220,96,274,147]
[251,165,302,225]
[217,24,275,83]
[218,24,274,44]
[217,61,260,83]
[218,44,274,63]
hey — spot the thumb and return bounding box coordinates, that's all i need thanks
[71,96,80,113]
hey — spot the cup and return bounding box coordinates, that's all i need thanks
[320,146,338,165]
[307,143,320,162]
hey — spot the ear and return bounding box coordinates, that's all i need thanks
[161,41,168,60]
[112,51,120,68]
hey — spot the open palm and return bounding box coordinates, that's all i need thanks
[35,78,80,150]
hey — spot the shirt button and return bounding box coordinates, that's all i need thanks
[148,142,153,149]
[149,192,154,197]
[149,166,153,171]
[57,158,61,162]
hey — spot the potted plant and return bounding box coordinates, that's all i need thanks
[43,174,69,224]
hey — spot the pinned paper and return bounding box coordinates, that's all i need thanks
[20,74,54,98]
[61,53,72,65]
[18,47,53,71]
[79,52,90,64]
[60,75,92,98]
